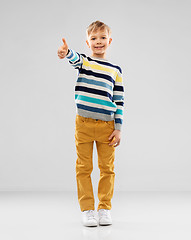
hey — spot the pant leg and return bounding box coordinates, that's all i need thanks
[95,120,115,211]
[75,115,95,211]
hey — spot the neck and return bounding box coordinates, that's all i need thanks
[91,53,107,59]
[91,55,107,60]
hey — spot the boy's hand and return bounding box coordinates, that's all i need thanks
[108,130,121,147]
[57,38,69,59]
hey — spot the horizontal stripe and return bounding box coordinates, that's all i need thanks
[77,77,113,91]
[75,90,113,102]
[112,95,124,101]
[116,102,124,106]
[76,81,113,96]
[75,99,117,112]
[113,85,124,91]
[85,55,122,73]
[77,103,114,116]
[75,86,112,100]
[79,68,115,85]
[115,118,123,124]
[115,109,123,115]
[75,94,117,108]
[83,60,118,78]
[77,108,115,122]
[116,73,122,83]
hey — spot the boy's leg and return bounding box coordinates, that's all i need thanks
[75,115,95,211]
[95,120,115,211]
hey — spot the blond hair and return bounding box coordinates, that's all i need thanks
[86,20,111,38]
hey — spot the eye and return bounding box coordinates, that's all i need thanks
[102,37,106,39]
[91,38,96,40]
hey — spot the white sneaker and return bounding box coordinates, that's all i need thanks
[82,210,98,227]
[98,209,112,226]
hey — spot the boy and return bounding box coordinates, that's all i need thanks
[57,20,124,227]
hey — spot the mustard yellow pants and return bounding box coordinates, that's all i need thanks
[75,114,115,212]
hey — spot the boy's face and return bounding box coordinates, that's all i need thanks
[86,29,112,59]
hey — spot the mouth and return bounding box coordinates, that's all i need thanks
[95,46,104,49]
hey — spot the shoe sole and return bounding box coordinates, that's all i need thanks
[99,222,112,226]
[83,223,98,227]
[84,224,98,227]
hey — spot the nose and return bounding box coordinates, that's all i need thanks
[96,38,101,44]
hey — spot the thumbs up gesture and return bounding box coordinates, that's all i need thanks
[57,38,69,59]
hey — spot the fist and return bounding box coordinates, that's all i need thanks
[57,38,69,59]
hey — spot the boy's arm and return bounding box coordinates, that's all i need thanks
[57,38,83,70]
[113,68,124,131]
[65,48,84,70]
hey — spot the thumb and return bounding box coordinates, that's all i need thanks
[62,38,67,46]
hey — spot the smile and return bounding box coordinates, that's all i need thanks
[95,46,104,49]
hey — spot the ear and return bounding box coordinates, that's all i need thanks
[86,40,90,48]
[109,38,112,45]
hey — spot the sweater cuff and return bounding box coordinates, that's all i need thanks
[66,48,71,57]
[114,123,122,131]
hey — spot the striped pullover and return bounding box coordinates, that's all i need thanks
[65,48,124,131]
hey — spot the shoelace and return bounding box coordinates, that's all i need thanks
[86,210,96,220]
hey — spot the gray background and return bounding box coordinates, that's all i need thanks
[0,0,190,191]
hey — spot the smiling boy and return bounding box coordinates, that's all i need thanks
[57,20,124,227]
[86,27,112,59]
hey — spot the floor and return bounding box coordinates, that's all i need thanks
[0,191,191,240]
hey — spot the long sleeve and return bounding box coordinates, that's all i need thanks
[113,68,124,131]
[65,48,84,70]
